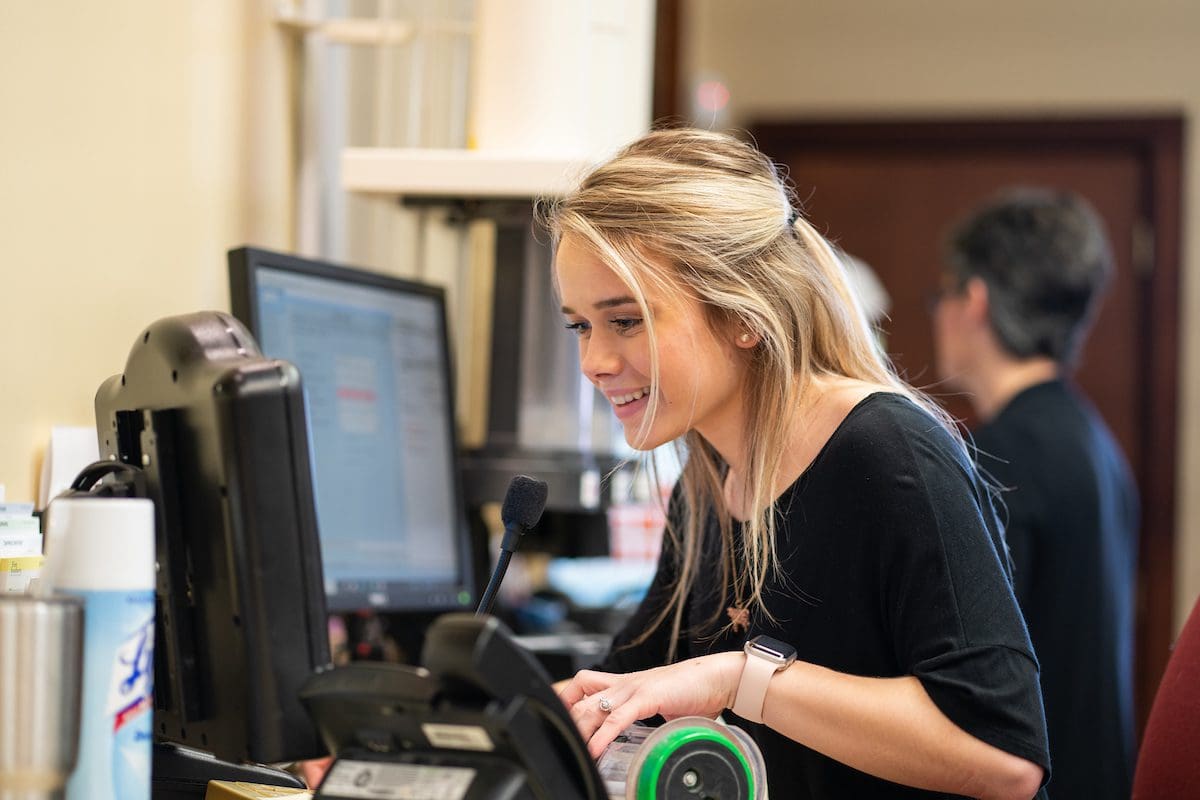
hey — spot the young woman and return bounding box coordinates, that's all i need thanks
[545,129,1050,800]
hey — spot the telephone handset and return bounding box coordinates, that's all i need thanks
[300,613,607,800]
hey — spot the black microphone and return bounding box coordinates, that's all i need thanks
[476,475,549,616]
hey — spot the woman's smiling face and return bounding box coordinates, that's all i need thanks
[554,233,751,453]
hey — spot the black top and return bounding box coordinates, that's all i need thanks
[599,393,1050,799]
[973,380,1138,800]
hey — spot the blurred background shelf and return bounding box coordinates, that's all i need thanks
[341,148,593,199]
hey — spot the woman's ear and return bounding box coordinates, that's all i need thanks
[963,277,991,325]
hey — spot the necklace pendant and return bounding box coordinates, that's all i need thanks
[727,606,750,632]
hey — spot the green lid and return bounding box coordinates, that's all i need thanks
[634,725,754,800]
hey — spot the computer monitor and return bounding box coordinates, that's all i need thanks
[228,247,475,615]
[93,312,330,773]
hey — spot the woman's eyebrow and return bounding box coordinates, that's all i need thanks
[560,295,638,314]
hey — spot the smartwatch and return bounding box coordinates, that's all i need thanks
[731,635,797,724]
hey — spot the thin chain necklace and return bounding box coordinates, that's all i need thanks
[726,541,751,633]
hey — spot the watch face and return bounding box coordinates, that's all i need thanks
[747,635,797,663]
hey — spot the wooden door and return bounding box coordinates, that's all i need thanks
[752,117,1182,734]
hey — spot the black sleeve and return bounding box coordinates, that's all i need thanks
[594,487,688,673]
[858,410,1051,776]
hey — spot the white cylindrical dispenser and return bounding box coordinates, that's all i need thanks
[44,497,155,800]
[469,0,655,159]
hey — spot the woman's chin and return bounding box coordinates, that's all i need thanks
[622,423,672,452]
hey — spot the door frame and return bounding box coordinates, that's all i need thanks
[751,115,1184,732]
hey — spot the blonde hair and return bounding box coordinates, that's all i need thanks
[539,128,956,658]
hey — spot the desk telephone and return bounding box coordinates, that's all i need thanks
[299,476,765,800]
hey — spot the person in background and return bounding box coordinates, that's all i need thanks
[842,251,892,329]
[546,128,1049,799]
[931,188,1138,800]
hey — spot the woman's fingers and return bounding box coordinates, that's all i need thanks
[561,668,633,745]
[557,669,614,707]
[586,693,654,758]
[569,693,601,738]
[297,756,332,789]
[571,685,633,744]
[559,656,740,758]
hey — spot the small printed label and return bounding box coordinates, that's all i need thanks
[0,555,43,594]
[421,723,495,752]
[320,760,475,800]
[0,502,35,517]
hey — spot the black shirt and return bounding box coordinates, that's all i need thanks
[973,380,1137,800]
[599,393,1050,799]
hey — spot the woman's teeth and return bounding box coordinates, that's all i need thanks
[613,387,651,406]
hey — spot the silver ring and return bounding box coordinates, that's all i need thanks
[598,696,614,712]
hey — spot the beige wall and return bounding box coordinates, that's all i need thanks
[683,0,1198,628]
[0,3,293,503]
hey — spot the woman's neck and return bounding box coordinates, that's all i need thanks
[721,375,885,520]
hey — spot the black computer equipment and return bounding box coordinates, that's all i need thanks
[91,311,332,796]
[228,247,475,617]
[301,614,607,800]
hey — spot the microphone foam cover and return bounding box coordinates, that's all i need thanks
[501,475,549,529]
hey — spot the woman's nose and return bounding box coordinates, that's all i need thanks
[579,334,621,382]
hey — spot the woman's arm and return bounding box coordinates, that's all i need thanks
[764,658,1044,800]
[561,653,1044,800]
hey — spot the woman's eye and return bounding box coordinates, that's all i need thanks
[564,321,590,336]
[611,317,643,334]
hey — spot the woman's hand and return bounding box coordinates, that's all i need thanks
[557,652,743,758]
[296,756,332,789]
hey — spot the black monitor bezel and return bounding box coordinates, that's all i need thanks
[93,312,331,765]
[228,246,476,615]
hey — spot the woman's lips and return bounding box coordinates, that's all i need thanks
[611,392,650,420]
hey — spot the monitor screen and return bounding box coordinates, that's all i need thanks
[229,247,474,614]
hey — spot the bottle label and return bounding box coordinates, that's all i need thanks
[106,614,153,724]
[66,589,155,800]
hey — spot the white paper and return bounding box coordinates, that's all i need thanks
[0,556,44,594]
[0,528,43,558]
[38,426,99,509]
[0,502,35,518]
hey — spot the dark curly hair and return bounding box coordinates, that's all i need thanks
[945,188,1114,367]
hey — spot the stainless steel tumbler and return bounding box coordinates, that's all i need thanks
[0,594,84,800]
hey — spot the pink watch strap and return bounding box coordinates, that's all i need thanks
[731,650,779,723]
